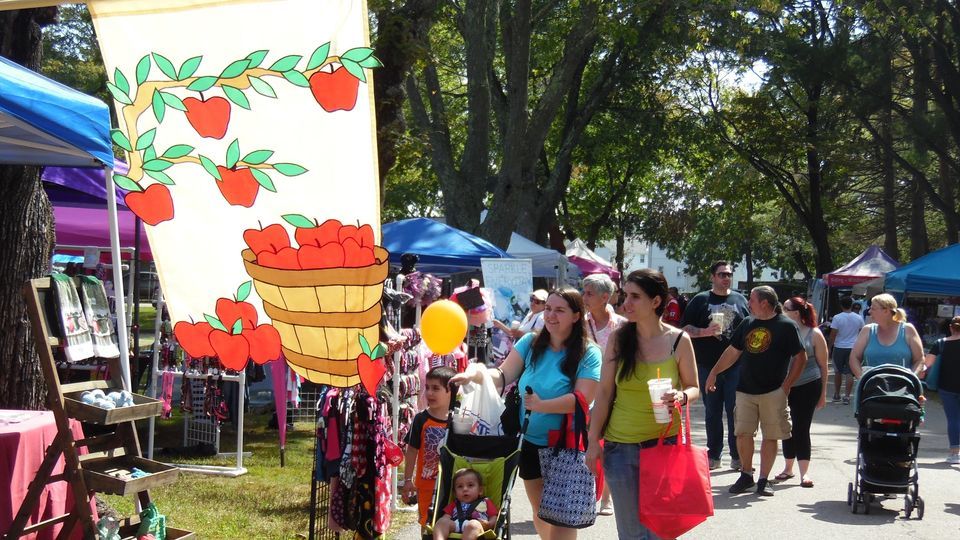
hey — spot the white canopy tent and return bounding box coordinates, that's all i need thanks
[507,232,577,281]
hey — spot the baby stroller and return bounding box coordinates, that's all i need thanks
[847,364,925,518]
[423,411,530,539]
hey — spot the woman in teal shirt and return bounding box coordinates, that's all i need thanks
[850,293,924,378]
[452,287,600,539]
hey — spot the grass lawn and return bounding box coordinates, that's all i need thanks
[136,303,157,349]
[101,409,416,538]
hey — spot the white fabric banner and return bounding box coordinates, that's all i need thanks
[89,0,385,387]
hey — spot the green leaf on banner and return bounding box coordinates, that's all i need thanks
[107,82,133,105]
[145,170,175,185]
[152,53,178,80]
[272,163,308,176]
[160,92,186,111]
[241,149,273,165]
[162,144,194,159]
[110,129,132,152]
[142,159,172,172]
[246,50,268,68]
[231,319,243,335]
[151,90,166,122]
[359,56,383,69]
[135,55,151,85]
[236,281,252,302]
[340,59,366,83]
[248,76,277,98]
[306,43,331,70]
[135,128,156,151]
[341,47,375,63]
[113,68,130,95]
[112,174,141,192]
[178,56,202,80]
[269,55,301,72]
[358,335,372,357]
[199,155,222,180]
[251,168,276,192]
[220,59,250,79]
[282,71,310,88]
[371,343,386,359]
[222,85,251,110]
[186,76,218,92]
[282,214,315,228]
[143,145,157,162]
[204,313,228,332]
[225,139,241,169]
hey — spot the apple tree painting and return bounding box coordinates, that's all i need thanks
[89,0,388,385]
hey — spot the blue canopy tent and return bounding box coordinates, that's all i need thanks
[885,243,960,297]
[382,217,513,275]
[0,54,132,389]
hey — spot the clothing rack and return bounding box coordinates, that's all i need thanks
[8,277,192,539]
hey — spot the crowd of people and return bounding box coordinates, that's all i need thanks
[400,261,958,540]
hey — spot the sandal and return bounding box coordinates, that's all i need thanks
[800,478,814,488]
[773,472,795,482]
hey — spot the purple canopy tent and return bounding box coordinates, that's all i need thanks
[824,245,899,287]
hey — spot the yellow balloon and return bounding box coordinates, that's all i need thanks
[420,300,468,355]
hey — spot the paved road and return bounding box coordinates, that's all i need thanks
[398,391,960,539]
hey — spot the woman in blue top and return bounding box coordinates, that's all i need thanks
[849,293,924,379]
[452,287,601,539]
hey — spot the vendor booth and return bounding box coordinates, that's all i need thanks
[507,231,577,281]
[811,245,900,322]
[884,243,960,343]
[565,238,620,281]
[381,217,513,274]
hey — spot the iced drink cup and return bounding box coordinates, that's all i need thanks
[647,378,674,423]
[709,312,728,334]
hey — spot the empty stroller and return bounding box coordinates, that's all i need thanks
[847,364,925,518]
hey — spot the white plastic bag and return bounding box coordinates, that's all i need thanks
[458,363,506,435]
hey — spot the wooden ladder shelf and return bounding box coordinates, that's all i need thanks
[4,277,193,540]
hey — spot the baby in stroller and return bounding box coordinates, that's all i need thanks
[433,468,498,540]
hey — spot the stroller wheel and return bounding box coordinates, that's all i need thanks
[864,496,871,514]
[851,493,860,514]
[847,483,853,506]
[916,497,925,520]
[904,494,913,519]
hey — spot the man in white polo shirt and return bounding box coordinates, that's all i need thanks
[828,296,865,404]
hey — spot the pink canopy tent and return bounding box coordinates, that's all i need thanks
[52,205,150,259]
[566,239,620,281]
[823,245,899,287]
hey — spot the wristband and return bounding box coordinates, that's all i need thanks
[494,367,505,396]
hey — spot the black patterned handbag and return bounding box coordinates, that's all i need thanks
[537,391,596,529]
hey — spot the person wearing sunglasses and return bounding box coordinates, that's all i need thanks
[680,260,750,471]
[504,289,548,339]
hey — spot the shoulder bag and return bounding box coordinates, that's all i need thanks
[537,391,596,529]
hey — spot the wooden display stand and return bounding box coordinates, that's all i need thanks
[4,277,193,540]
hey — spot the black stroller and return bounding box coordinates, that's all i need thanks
[847,364,925,518]
[422,410,530,539]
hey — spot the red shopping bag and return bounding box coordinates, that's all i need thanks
[638,401,714,539]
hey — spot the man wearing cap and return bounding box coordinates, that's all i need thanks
[705,286,806,497]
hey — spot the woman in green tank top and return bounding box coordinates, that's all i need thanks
[586,269,699,540]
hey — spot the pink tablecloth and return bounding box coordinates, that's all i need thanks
[0,410,88,540]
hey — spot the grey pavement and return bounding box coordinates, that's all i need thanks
[398,390,960,539]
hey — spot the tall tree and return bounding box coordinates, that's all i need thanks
[0,7,58,410]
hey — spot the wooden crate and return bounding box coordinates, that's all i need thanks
[116,516,195,540]
[63,390,164,424]
[82,455,179,496]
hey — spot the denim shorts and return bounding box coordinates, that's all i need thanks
[602,437,675,540]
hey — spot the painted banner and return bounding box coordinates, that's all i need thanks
[480,258,533,326]
[88,0,387,388]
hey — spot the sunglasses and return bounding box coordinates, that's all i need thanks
[530,298,545,304]
[715,272,733,278]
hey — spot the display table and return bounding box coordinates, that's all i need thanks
[0,410,89,540]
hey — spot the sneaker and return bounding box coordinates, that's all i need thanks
[946,454,960,465]
[728,473,756,494]
[842,396,850,404]
[831,395,842,403]
[756,479,774,497]
[730,459,742,472]
[709,458,722,470]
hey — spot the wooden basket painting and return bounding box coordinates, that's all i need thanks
[242,246,388,387]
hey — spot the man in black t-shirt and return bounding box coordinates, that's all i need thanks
[705,286,805,497]
[681,261,750,471]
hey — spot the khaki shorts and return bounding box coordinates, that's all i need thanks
[734,389,792,440]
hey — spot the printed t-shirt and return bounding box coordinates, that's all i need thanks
[404,410,447,524]
[514,333,602,446]
[731,314,804,395]
[830,311,865,349]
[680,290,749,369]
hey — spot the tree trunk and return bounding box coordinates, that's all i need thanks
[911,46,930,259]
[940,155,959,244]
[744,242,754,291]
[0,8,58,411]
[880,52,900,260]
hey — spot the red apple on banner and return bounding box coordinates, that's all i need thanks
[259,246,301,269]
[215,298,258,330]
[209,330,250,370]
[244,324,282,364]
[183,96,231,139]
[298,242,345,269]
[216,166,259,207]
[174,321,215,358]
[243,224,291,255]
[295,219,342,248]
[309,67,360,112]
[124,184,174,226]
